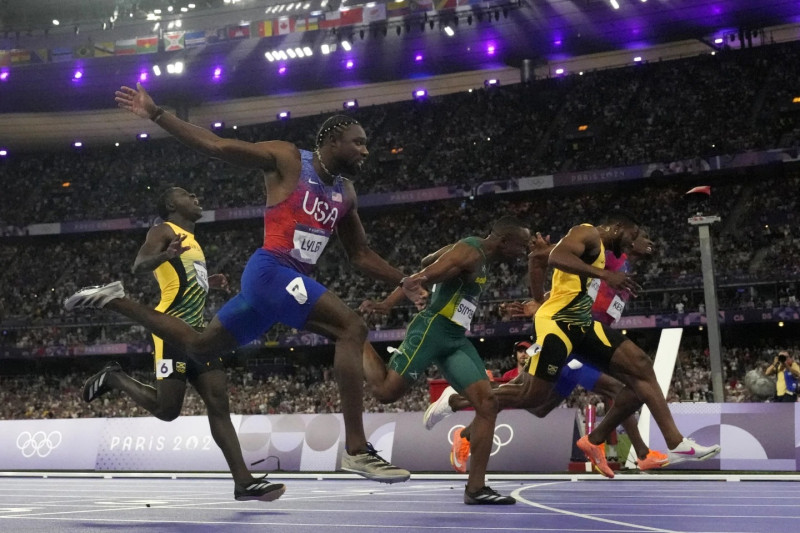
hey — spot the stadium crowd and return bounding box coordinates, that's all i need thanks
[1,169,797,347]
[2,40,800,423]
[1,41,800,229]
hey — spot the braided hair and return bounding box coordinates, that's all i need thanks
[315,115,360,149]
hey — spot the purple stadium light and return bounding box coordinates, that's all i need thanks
[714,37,724,44]
[633,56,643,62]
[555,68,564,75]
[138,133,149,140]
[139,71,148,82]
[0,149,7,157]
[0,71,8,81]
[553,39,562,46]
[413,89,427,100]
[486,44,496,56]
[277,111,290,120]
[485,79,499,87]
[278,66,287,75]
[73,69,83,80]
[73,141,83,148]
[414,53,423,62]
[213,66,222,80]
[345,59,354,69]
[212,121,224,130]
[343,100,358,109]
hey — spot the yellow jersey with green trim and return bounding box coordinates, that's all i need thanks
[153,222,209,328]
[424,236,487,330]
[537,224,605,327]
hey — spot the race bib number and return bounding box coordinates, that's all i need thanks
[292,225,330,265]
[587,278,601,301]
[607,294,626,321]
[451,298,478,329]
[193,261,209,292]
[157,359,174,378]
[286,277,308,305]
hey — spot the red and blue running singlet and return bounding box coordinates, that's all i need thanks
[590,250,631,325]
[262,150,353,275]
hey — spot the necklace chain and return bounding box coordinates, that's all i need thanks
[314,150,341,180]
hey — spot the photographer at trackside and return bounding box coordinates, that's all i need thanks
[765,351,800,402]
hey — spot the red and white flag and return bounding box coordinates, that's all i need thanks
[319,10,342,29]
[276,17,294,35]
[363,4,387,23]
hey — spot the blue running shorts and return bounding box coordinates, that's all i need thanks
[554,355,602,398]
[216,249,326,345]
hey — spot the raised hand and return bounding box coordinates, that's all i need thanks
[165,234,191,259]
[115,82,159,120]
[528,232,553,266]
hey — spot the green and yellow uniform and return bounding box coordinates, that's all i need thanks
[152,222,222,380]
[531,224,627,381]
[388,237,490,393]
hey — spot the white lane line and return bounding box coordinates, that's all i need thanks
[589,513,800,520]
[0,504,178,519]
[0,515,657,530]
[511,484,681,533]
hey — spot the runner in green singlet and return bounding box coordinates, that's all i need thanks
[361,216,530,505]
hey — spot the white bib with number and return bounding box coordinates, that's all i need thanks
[157,359,174,378]
[291,226,330,265]
[587,277,601,302]
[606,294,626,321]
[450,298,478,329]
[193,261,209,292]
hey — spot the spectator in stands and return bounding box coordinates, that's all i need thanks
[501,341,531,381]
[765,350,800,402]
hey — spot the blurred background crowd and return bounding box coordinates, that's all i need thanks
[2,40,799,420]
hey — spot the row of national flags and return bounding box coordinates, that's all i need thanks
[1,0,488,66]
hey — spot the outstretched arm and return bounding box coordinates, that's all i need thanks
[132,224,186,274]
[115,83,294,170]
[359,286,414,316]
[336,183,406,285]
[421,244,455,268]
[400,241,480,299]
[360,243,447,315]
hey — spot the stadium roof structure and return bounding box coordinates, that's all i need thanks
[0,0,796,114]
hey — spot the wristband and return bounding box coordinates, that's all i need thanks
[150,107,165,122]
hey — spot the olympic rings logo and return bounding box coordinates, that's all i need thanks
[16,431,63,458]
[447,423,514,456]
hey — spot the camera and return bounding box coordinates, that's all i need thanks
[778,354,787,363]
